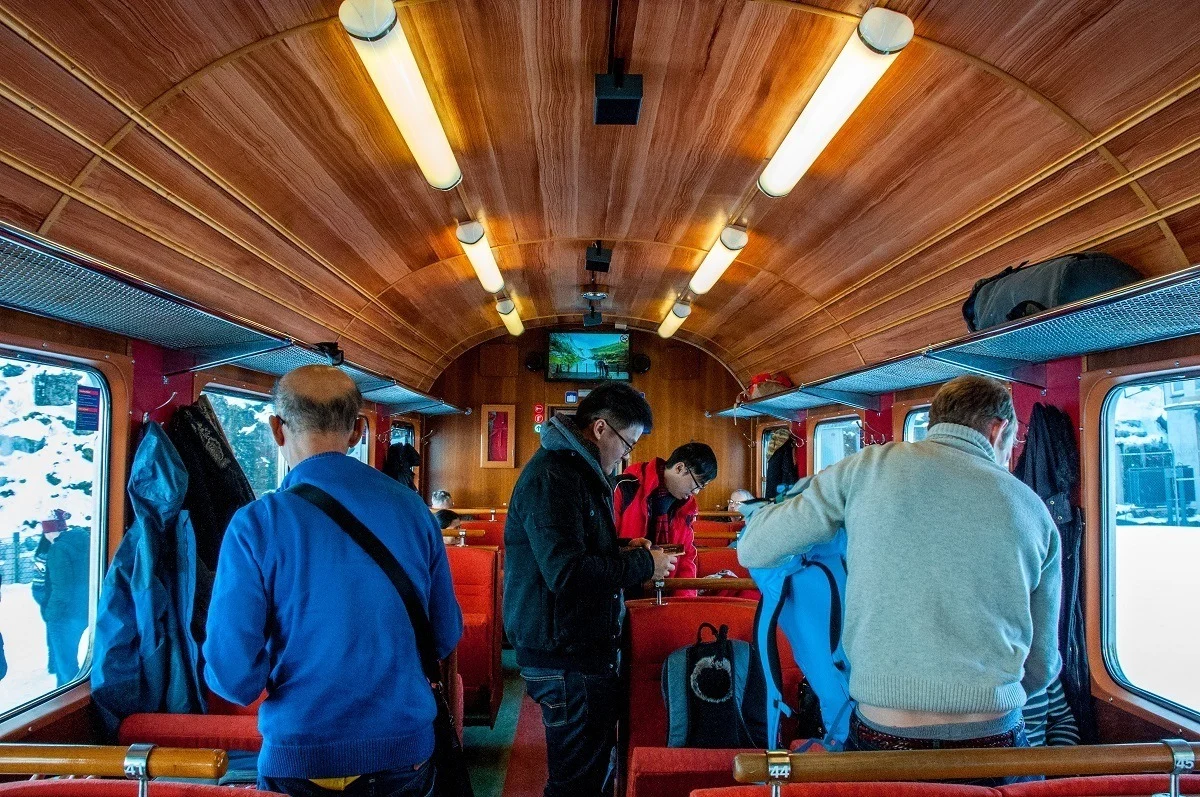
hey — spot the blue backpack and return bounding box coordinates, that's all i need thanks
[751,530,852,751]
[662,623,767,749]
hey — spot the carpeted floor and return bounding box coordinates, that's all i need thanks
[462,650,548,797]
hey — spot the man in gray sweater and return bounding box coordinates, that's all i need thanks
[739,376,1061,771]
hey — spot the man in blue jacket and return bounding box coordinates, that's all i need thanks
[205,365,463,797]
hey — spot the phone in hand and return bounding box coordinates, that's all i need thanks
[654,544,685,555]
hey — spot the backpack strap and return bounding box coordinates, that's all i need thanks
[662,645,691,747]
[806,558,843,653]
[755,574,794,748]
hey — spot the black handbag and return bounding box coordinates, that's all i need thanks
[287,483,474,797]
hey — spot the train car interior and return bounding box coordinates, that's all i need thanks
[0,0,1199,795]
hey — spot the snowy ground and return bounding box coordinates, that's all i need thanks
[0,583,89,715]
[1113,524,1200,712]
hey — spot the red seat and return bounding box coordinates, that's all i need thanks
[695,548,748,579]
[118,688,266,751]
[0,783,281,795]
[446,544,503,727]
[997,774,1200,796]
[459,519,505,549]
[690,785,997,796]
[625,597,802,797]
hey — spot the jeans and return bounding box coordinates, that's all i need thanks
[258,760,434,797]
[845,712,1040,787]
[521,667,620,797]
[46,617,87,687]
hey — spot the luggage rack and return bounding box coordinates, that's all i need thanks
[719,262,1200,420]
[0,223,460,417]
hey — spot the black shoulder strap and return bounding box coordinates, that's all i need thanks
[286,482,441,684]
[807,559,843,653]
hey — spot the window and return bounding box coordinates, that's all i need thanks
[349,417,370,464]
[903,408,930,442]
[813,417,862,473]
[391,421,415,447]
[0,352,108,716]
[202,389,282,497]
[1103,376,1200,717]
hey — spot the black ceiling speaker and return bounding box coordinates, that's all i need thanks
[524,351,546,372]
[630,353,651,374]
[315,341,345,366]
[585,242,612,272]
[594,1,641,125]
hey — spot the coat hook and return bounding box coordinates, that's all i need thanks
[143,392,178,423]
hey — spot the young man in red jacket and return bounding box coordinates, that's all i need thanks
[614,442,718,589]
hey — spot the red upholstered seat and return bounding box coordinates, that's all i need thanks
[693,520,743,540]
[997,774,1200,796]
[118,688,267,751]
[690,785,999,796]
[695,548,748,579]
[0,782,281,795]
[459,519,505,549]
[625,597,802,797]
[446,544,503,727]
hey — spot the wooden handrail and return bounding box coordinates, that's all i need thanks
[693,529,739,540]
[453,508,506,519]
[652,578,756,591]
[0,744,228,779]
[698,511,744,519]
[732,741,1200,783]
[443,528,486,546]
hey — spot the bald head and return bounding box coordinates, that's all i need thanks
[273,365,363,435]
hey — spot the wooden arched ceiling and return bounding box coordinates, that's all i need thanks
[1,0,1199,393]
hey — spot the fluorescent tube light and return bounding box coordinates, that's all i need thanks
[456,221,505,294]
[657,301,691,339]
[496,297,525,336]
[688,226,748,295]
[340,0,463,190]
[757,8,913,198]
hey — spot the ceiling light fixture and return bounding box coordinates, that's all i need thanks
[757,7,913,198]
[456,220,505,294]
[339,0,463,191]
[657,301,691,339]
[496,297,524,336]
[688,226,748,295]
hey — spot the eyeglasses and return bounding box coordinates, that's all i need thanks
[685,466,707,494]
[608,422,636,456]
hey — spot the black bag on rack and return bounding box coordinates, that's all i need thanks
[287,483,474,797]
[962,252,1140,332]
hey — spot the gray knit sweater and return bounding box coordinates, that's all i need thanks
[739,423,1062,715]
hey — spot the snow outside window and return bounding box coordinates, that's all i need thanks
[1103,376,1200,717]
[202,389,283,498]
[903,407,930,442]
[0,352,107,717]
[813,417,862,473]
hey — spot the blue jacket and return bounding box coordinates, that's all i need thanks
[204,452,463,780]
[91,422,205,736]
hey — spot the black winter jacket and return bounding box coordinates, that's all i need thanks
[503,417,655,673]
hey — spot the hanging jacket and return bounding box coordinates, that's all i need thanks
[1015,403,1095,742]
[383,443,421,491]
[91,422,205,737]
[613,459,699,590]
[765,438,799,500]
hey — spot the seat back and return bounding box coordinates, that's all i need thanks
[690,785,999,796]
[446,545,503,725]
[205,688,264,716]
[460,519,505,548]
[0,784,282,796]
[626,597,799,751]
[696,547,749,579]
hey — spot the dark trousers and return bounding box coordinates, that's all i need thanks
[845,712,1039,787]
[259,760,434,797]
[47,616,87,687]
[522,667,620,797]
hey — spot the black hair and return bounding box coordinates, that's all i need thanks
[666,442,718,484]
[574,382,653,434]
[434,509,460,530]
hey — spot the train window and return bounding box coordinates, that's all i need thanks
[391,421,415,447]
[1103,376,1200,717]
[0,352,108,716]
[348,417,369,463]
[813,417,862,472]
[201,388,282,497]
[761,426,789,495]
[903,407,930,442]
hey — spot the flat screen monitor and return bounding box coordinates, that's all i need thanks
[547,332,631,382]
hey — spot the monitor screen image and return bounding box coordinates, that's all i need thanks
[547,332,631,382]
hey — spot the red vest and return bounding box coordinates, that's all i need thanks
[613,459,699,583]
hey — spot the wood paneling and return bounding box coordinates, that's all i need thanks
[424,332,753,510]
[0,0,1197,394]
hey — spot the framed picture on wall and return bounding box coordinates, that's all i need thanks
[480,404,515,469]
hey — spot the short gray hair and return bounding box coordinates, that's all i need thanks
[273,366,362,435]
[929,375,1016,438]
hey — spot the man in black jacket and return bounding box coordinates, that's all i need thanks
[505,383,677,797]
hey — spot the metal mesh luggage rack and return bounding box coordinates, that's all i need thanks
[0,224,459,417]
[720,262,1200,420]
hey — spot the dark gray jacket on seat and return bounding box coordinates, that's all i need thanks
[503,416,655,673]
